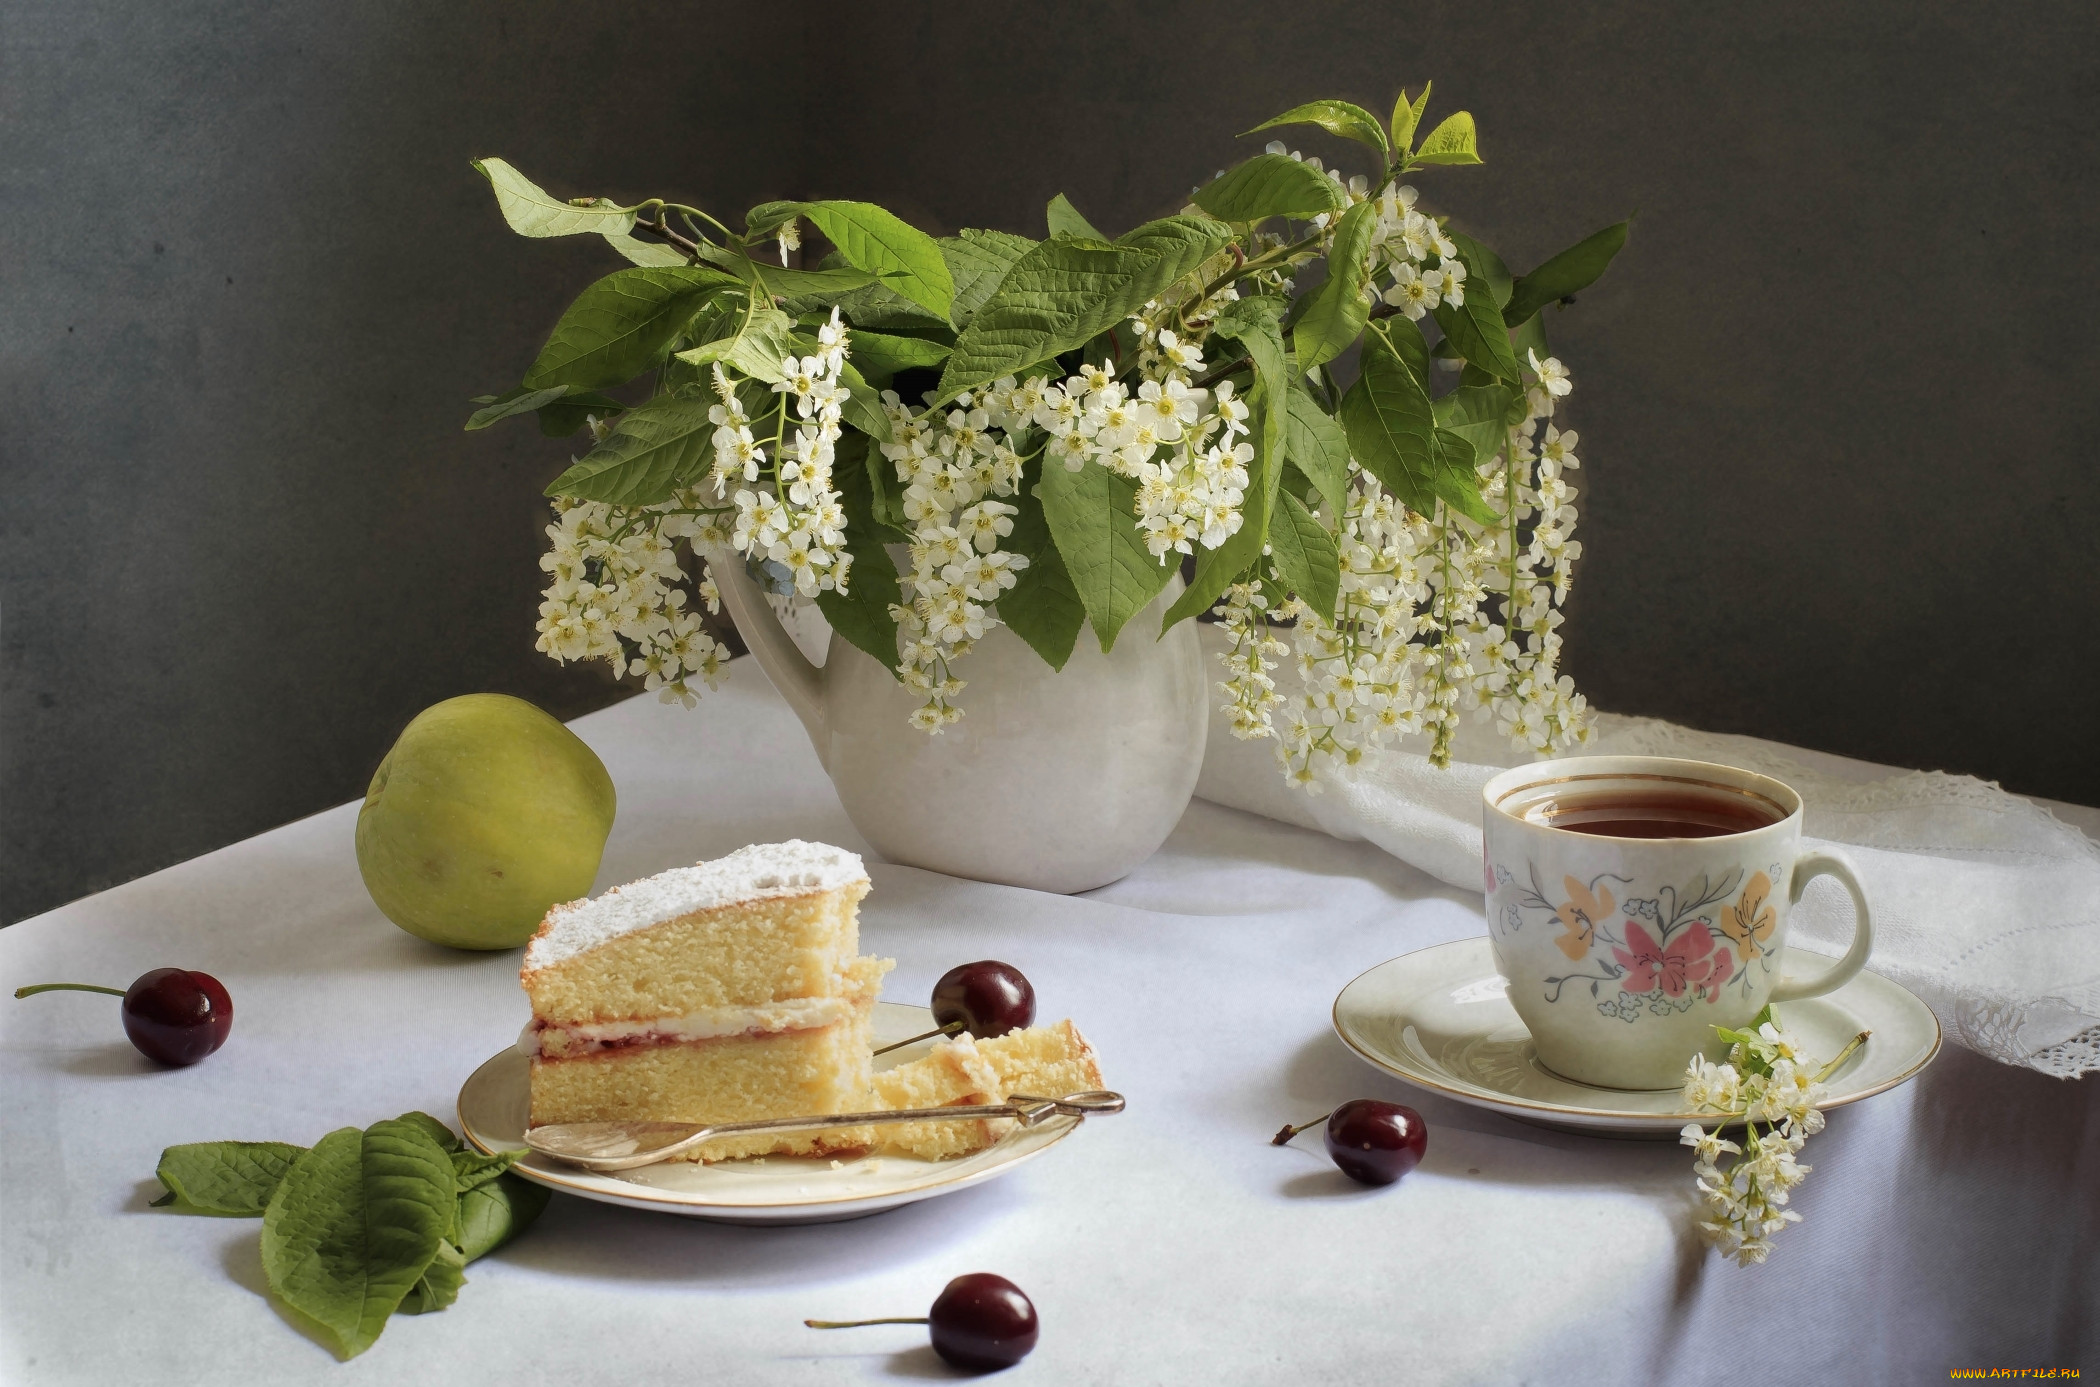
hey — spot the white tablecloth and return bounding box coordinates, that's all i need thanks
[3,658,2094,1385]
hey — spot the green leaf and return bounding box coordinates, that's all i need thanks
[938,217,1232,401]
[260,1119,456,1360]
[1432,382,1514,464]
[454,1172,548,1263]
[1430,427,1498,525]
[743,200,800,239]
[1045,194,1105,241]
[1341,319,1440,515]
[847,328,952,385]
[1511,312,1549,372]
[1247,99,1389,159]
[940,228,1038,329]
[1413,111,1483,166]
[794,201,954,320]
[602,232,689,268]
[397,1241,466,1316]
[524,267,739,391]
[1164,381,1281,627]
[447,1147,518,1194]
[1193,153,1347,223]
[1503,219,1631,326]
[546,395,716,505]
[828,280,953,331]
[1391,86,1431,156]
[535,390,628,438]
[701,246,878,304]
[1431,240,1524,384]
[1291,198,1378,374]
[1445,230,1512,309]
[1269,489,1341,620]
[998,470,1086,670]
[834,359,894,444]
[392,1112,463,1154]
[1211,294,1289,396]
[1283,380,1349,517]
[675,304,797,384]
[472,158,635,238]
[153,1141,307,1216]
[466,385,569,431]
[1036,462,1173,652]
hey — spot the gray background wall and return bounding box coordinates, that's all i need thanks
[4,1,2095,924]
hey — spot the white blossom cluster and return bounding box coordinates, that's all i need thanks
[876,336,1263,729]
[877,387,1033,730]
[1215,345,1591,782]
[533,484,730,708]
[1679,1020,1833,1266]
[710,309,854,599]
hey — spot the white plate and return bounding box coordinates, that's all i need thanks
[1333,938,1941,1139]
[459,1002,1084,1223]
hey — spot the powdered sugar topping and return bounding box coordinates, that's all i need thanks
[523,840,866,969]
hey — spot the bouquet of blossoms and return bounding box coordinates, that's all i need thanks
[468,86,1627,780]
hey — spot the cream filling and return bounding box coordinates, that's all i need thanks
[519,995,857,1057]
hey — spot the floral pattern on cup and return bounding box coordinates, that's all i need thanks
[1495,861,1774,1019]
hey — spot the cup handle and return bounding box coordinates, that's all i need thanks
[1768,849,1873,1003]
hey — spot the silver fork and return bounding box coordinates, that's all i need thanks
[522,1090,1126,1172]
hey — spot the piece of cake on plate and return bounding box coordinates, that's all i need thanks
[520,840,891,1161]
[872,1019,1104,1161]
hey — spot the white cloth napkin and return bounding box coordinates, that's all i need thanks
[1192,624,2100,1078]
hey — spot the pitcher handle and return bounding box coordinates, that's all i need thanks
[1769,849,1873,1003]
[705,546,828,762]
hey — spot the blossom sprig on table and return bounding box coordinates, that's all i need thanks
[469,84,1629,780]
[1679,1006,1870,1266]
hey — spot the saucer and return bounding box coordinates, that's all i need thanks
[1332,938,1941,1139]
[458,1002,1085,1223]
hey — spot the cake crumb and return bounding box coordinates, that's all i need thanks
[829,1160,844,1170]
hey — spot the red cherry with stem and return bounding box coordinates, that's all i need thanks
[872,961,1036,1056]
[15,970,234,1067]
[806,1272,1039,1373]
[1272,1098,1427,1187]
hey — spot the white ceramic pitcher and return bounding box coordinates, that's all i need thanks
[709,550,1209,893]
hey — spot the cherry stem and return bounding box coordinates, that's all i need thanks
[804,1317,932,1330]
[1271,1111,1334,1146]
[15,983,126,999]
[871,1020,965,1057]
[1816,1030,1871,1083]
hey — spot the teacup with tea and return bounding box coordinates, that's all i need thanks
[1481,755,1873,1090]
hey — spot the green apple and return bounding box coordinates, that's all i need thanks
[356,694,616,950]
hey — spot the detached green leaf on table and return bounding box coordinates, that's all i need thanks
[259,1118,456,1360]
[1193,152,1348,223]
[153,1141,308,1216]
[1503,219,1631,326]
[473,158,635,238]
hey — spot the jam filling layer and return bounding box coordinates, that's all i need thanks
[523,996,856,1060]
